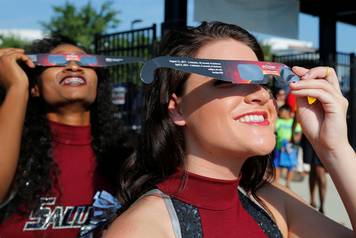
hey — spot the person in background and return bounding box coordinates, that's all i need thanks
[293,130,307,178]
[302,136,327,214]
[274,105,301,188]
[274,88,287,109]
[286,90,297,115]
[0,36,133,237]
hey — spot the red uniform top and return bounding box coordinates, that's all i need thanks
[0,121,97,238]
[157,170,269,238]
[286,93,297,112]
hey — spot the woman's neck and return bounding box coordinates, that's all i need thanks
[185,152,245,180]
[47,110,90,126]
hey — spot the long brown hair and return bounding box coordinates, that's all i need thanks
[0,35,134,222]
[118,22,274,214]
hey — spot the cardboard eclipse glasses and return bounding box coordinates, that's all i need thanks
[27,53,144,68]
[141,56,317,104]
[140,56,300,86]
[26,54,316,104]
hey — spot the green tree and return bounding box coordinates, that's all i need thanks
[41,1,120,51]
[260,43,273,61]
[0,34,31,49]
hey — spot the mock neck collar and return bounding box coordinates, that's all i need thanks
[157,169,240,211]
[49,120,92,145]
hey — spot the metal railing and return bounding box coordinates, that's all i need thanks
[94,24,157,128]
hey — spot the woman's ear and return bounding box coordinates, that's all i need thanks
[30,85,40,97]
[168,93,186,126]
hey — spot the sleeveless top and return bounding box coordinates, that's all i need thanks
[143,170,283,238]
[0,121,99,238]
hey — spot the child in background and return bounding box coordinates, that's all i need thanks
[274,105,302,188]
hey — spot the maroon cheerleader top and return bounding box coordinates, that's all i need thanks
[156,170,282,238]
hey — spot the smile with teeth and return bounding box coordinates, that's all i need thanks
[61,77,86,86]
[234,112,269,126]
[239,115,264,123]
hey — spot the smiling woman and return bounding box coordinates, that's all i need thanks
[0,35,134,237]
[106,22,356,238]
[32,44,99,110]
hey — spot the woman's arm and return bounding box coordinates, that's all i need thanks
[286,66,356,235]
[0,48,34,203]
[258,182,353,238]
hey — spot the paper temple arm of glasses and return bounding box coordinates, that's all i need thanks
[26,54,145,66]
[27,54,38,64]
[140,56,230,84]
[101,56,145,66]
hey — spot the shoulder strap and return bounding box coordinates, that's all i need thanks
[137,189,182,238]
[238,188,283,238]
[0,192,15,209]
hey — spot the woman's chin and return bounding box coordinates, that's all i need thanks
[249,140,276,156]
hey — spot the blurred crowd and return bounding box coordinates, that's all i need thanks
[273,88,327,214]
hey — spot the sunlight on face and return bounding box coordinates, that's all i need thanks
[35,44,98,107]
[175,39,277,160]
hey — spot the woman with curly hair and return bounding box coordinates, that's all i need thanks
[0,36,133,237]
[106,22,355,237]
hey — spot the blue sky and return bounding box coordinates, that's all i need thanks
[1,0,356,53]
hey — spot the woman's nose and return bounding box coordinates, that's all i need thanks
[243,85,271,105]
[64,61,82,72]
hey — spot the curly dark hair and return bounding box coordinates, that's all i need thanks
[0,35,134,221]
[117,22,275,214]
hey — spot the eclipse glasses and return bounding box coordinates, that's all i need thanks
[140,56,317,104]
[141,56,299,86]
[26,54,316,104]
[27,53,144,68]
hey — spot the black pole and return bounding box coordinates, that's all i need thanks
[151,24,158,56]
[94,33,100,54]
[349,53,356,150]
[319,9,336,66]
[162,0,187,36]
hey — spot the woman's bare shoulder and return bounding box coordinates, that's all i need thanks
[104,195,175,238]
